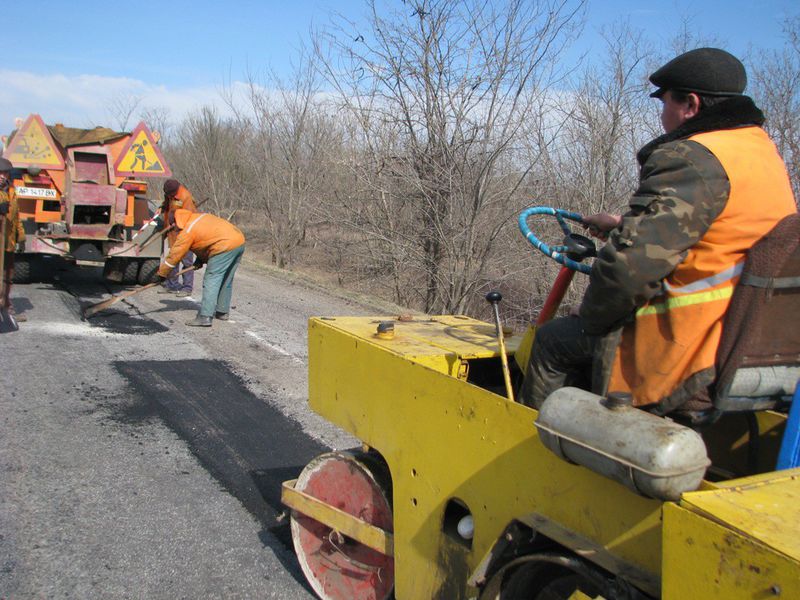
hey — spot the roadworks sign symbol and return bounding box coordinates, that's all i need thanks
[3,114,65,170]
[114,121,172,177]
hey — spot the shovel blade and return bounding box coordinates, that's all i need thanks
[83,301,111,319]
[0,307,18,333]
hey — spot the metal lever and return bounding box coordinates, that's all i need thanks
[485,291,515,403]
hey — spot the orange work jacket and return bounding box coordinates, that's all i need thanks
[609,126,797,407]
[164,185,197,245]
[158,209,245,277]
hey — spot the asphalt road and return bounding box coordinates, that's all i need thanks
[0,257,393,599]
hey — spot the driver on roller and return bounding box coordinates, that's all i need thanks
[519,48,797,415]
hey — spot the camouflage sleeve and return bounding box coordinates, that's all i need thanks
[12,196,25,243]
[579,139,730,335]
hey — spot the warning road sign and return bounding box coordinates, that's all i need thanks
[3,114,65,170]
[114,121,172,178]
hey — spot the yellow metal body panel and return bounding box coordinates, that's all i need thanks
[663,475,800,599]
[316,315,521,379]
[308,316,662,599]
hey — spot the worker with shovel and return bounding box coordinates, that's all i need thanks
[1,157,26,325]
[157,208,245,327]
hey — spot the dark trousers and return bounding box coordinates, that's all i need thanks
[518,316,601,408]
[166,251,195,292]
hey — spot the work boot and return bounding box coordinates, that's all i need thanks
[185,315,213,327]
[157,287,178,294]
[214,311,229,321]
[176,290,192,298]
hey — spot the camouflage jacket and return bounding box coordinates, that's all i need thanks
[580,96,766,335]
[1,185,25,253]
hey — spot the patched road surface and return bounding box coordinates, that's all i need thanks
[0,259,393,598]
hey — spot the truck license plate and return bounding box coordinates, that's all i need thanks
[16,186,57,199]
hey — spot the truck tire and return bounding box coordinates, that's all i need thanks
[122,259,140,285]
[12,255,31,284]
[138,259,161,285]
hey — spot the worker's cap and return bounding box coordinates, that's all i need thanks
[163,178,181,197]
[649,47,747,98]
[0,157,13,172]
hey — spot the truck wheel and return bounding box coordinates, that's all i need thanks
[12,255,31,283]
[122,259,140,285]
[290,450,394,600]
[138,259,160,285]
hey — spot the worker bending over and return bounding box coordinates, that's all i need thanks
[520,48,797,415]
[158,209,246,327]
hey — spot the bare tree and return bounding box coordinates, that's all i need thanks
[232,51,340,268]
[140,105,174,144]
[168,106,246,218]
[751,15,800,202]
[107,93,143,132]
[315,0,586,313]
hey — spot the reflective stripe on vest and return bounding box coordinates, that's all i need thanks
[637,286,734,316]
[662,261,744,294]
[638,261,743,316]
[184,213,207,234]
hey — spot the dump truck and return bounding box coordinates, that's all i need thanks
[281,207,800,599]
[1,114,171,284]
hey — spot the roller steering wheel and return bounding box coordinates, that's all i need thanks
[518,207,596,274]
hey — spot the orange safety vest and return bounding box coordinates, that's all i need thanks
[609,126,797,407]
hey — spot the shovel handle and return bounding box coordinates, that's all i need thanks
[83,265,197,318]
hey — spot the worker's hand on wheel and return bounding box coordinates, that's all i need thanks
[582,212,621,241]
[0,201,9,216]
[193,258,205,270]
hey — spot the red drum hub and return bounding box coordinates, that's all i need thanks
[290,451,394,600]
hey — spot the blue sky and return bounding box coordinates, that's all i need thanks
[2,0,797,131]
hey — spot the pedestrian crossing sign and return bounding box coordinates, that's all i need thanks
[114,121,172,177]
[3,114,65,169]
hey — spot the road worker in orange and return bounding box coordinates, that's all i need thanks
[520,48,797,416]
[157,208,245,327]
[159,179,197,297]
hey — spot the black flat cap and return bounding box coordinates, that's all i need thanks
[649,47,747,98]
[163,178,180,196]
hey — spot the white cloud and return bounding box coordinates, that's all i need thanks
[0,69,241,133]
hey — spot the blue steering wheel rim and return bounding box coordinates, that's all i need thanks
[519,206,592,274]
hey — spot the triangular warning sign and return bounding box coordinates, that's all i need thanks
[3,114,65,170]
[114,121,172,178]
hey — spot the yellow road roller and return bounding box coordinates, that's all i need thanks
[282,208,800,599]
